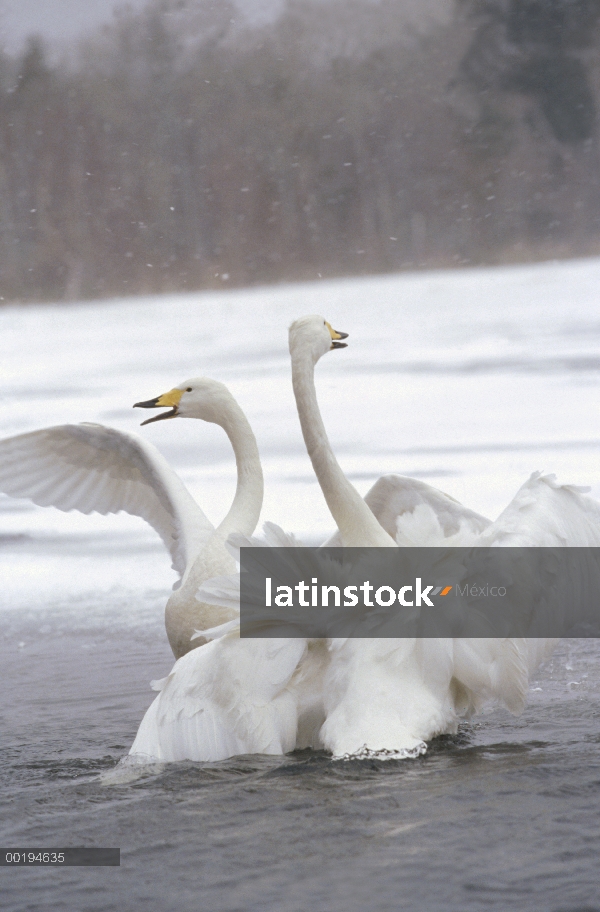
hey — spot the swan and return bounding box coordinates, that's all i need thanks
[286,315,600,758]
[132,315,545,764]
[0,377,263,658]
[127,314,600,764]
[183,315,511,762]
[128,521,323,762]
[125,323,358,763]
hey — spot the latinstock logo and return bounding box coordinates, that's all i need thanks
[238,546,600,639]
[265,577,453,608]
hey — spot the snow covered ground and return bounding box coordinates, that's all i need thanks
[1,257,599,613]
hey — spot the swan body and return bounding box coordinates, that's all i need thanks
[0,377,264,659]
[319,470,600,758]
[132,314,596,764]
[287,315,600,759]
[129,523,328,761]
[126,321,360,763]
[205,474,600,760]
[130,633,307,761]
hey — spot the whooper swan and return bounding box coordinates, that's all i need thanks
[0,377,263,658]
[126,321,355,763]
[186,315,502,762]
[287,315,600,759]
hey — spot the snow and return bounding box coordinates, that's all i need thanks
[1,257,599,617]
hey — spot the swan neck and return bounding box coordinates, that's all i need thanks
[291,350,394,547]
[166,396,262,659]
[216,397,264,539]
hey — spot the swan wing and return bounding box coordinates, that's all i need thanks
[367,474,492,541]
[129,633,307,762]
[449,473,600,703]
[323,474,491,546]
[479,473,600,634]
[0,423,214,582]
[195,574,241,615]
[482,471,600,547]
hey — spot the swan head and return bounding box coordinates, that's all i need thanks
[288,315,348,364]
[134,377,235,425]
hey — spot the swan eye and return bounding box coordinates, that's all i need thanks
[186,387,192,392]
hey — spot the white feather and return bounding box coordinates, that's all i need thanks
[0,423,212,580]
[129,633,307,762]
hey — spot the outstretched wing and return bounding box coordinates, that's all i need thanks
[482,471,600,547]
[479,472,600,649]
[0,423,214,585]
[323,474,491,546]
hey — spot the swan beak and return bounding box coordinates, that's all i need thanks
[134,387,183,425]
[326,321,349,350]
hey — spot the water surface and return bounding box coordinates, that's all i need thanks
[1,261,600,910]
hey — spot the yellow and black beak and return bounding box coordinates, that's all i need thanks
[134,388,183,425]
[325,320,349,350]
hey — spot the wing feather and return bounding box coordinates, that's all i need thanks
[323,474,491,546]
[482,471,600,547]
[0,423,214,583]
[129,635,305,762]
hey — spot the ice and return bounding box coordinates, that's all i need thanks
[1,257,600,617]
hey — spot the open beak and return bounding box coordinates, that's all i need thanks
[134,388,183,425]
[331,332,348,350]
[326,322,349,350]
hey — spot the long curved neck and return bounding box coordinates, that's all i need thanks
[215,397,263,540]
[166,398,262,659]
[291,349,395,547]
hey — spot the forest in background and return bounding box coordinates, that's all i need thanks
[1,0,600,302]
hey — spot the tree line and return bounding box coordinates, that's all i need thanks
[1,0,600,302]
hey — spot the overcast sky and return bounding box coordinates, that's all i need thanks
[0,0,286,54]
[0,0,451,56]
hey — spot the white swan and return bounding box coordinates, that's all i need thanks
[128,521,321,762]
[175,316,505,763]
[126,324,359,763]
[286,315,600,758]
[129,315,600,764]
[0,377,263,658]
[132,315,545,764]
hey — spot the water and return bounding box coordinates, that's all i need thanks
[1,259,600,910]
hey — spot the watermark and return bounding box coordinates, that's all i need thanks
[239,547,600,638]
[0,848,120,866]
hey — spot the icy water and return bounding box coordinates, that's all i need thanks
[2,259,600,911]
